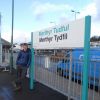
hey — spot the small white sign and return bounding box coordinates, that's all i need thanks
[33,18,85,49]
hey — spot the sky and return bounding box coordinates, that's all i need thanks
[0,0,100,43]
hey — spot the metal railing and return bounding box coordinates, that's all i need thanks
[0,50,10,71]
[2,50,10,63]
[12,49,100,100]
[34,50,100,100]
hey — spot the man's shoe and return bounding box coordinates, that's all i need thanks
[13,86,22,92]
[12,81,17,88]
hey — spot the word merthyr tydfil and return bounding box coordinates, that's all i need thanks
[39,33,68,43]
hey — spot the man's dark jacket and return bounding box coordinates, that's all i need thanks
[16,48,31,67]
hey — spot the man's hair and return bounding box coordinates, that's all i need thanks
[23,43,28,46]
[20,43,28,46]
[20,43,24,46]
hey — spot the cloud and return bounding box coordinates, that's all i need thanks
[1,25,11,42]
[2,33,11,42]
[91,22,100,36]
[72,1,100,36]
[93,0,100,21]
[13,30,31,43]
[78,0,100,23]
[78,3,97,20]
[58,1,100,36]
[31,1,100,37]
[59,16,69,24]
[31,1,72,20]
[2,29,31,43]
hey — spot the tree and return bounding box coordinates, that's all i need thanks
[90,36,100,42]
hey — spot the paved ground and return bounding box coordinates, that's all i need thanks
[0,71,67,100]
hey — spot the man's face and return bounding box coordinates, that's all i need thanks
[20,45,24,50]
[23,45,28,51]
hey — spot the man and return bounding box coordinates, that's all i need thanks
[14,43,31,91]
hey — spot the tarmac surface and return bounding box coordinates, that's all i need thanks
[0,71,67,100]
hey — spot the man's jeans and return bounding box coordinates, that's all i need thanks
[15,65,27,86]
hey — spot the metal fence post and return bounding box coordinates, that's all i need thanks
[30,32,34,90]
[82,16,91,100]
[68,49,72,100]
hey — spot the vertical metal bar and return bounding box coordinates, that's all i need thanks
[39,55,41,82]
[43,54,46,83]
[62,54,65,93]
[51,52,54,87]
[53,50,55,87]
[97,61,100,98]
[68,50,72,100]
[98,62,100,96]
[55,49,58,89]
[38,54,41,81]
[30,32,34,90]
[34,51,35,79]
[76,62,78,97]
[10,0,14,73]
[43,54,45,82]
[45,55,48,84]
[77,62,80,98]
[41,52,43,84]
[73,60,76,97]
[89,62,91,89]
[60,53,62,91]
[36,52,38,80]
[57,50,59,89]
[34,50,36,81]
[51,53,54,87]
[82,16,91,100]
[53,51,56,87]
[65,53,68,93]
[57,50,59,88]
[88,61,92,100]
[80,60,83,100]
[93,62,96,100]
[41,54,43,83]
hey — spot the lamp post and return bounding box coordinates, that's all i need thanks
[71,10,80,20]
[0,13,2,64]
[10,0,14,73]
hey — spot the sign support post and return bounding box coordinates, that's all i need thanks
[30,32,34,90]
[82,16,91,100]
